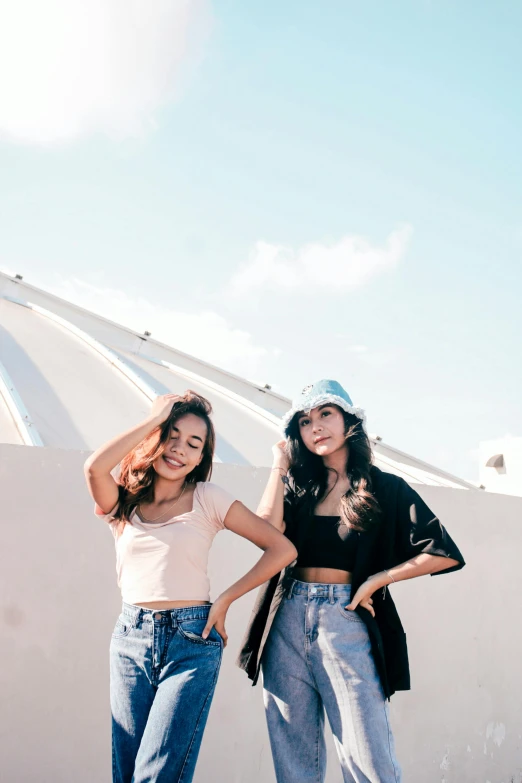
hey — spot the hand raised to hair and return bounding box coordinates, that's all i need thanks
[149,394,179,425]
[272,440,290,472]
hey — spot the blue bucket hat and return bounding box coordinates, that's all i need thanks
[281,379,366,436]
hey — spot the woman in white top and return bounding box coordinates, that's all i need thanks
[84,390,296,783]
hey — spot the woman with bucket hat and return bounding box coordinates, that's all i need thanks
[238,379,465,783]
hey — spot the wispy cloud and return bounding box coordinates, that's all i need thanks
[228,225,413,296]
[2,271,274,378]
[0,0,211,146]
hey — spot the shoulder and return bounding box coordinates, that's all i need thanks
[370,466,407,495]
[196,481,235,499]
[195,482,237,526]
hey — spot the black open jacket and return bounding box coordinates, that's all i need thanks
[237,466,465,699]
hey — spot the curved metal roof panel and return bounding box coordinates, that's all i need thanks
[0,272,477,488]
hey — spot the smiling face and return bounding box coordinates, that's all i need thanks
[297,404,349,459]
[152,413,208,482]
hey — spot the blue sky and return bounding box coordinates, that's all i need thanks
[1,0,521,480]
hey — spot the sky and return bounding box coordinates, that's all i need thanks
[0,0,521,481]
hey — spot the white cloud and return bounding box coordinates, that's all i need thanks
[48,277,272,376]
[229,225,413,296]
[0,0,210,145]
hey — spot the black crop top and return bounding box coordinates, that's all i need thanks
[294,515,359,572]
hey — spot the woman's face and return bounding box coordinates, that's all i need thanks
[297,404,348,458]
[153,413,207,482]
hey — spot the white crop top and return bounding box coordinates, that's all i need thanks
[96,482,236,605]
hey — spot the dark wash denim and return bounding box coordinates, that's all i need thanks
[110,602,223,783]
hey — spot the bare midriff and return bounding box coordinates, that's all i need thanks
[136,600,211,610]
[292,567,352,584]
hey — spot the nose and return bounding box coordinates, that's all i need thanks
[312,421,323,433]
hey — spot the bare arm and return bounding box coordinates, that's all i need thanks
[84,395,177,514]
[202,500,297,644]
[347,553,461,615]
[256,440,290,532]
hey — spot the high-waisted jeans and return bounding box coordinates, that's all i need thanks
[110,602,223,783]
[262,579,402,783]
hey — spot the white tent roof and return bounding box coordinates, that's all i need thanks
[0,272,476,489]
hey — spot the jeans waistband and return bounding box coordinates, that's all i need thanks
[284,578,352,600]
[121,602,212,625]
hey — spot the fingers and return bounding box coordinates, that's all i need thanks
[214,622,228,647]
[345,598,375,617]
[202,620,228,646]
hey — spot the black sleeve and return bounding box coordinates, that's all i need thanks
[282,478,299,547]
[394,478,465,575]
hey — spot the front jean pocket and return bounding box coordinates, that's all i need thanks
[111,615,133,639]
[178,619,222,647]
[336,601,365,623]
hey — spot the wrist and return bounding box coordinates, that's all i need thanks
[145,414,164,429]
[370,571,391,589]
[215,590,234,607]
[271,464,288,474]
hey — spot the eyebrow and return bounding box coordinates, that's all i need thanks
[171,426,204,443]
[298,404,333,420]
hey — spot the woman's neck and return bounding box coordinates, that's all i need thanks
[322,446,349,486]
[153,476,187,503]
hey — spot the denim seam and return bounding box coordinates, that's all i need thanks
[335,601,363,623]
[111,624,133,640]
[112,734,117,783]
[383,703,401,782]
[177,646,223,783]
[158,626,173,671]
[315,711,322,783]
[177,625,221,647]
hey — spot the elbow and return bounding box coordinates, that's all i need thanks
[83,457,103,480]
[431,555,462,574]
[258,511,285,532]
[282,540,297,566]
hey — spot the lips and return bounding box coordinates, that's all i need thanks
[314,436,329,445]
[163,455,185,469]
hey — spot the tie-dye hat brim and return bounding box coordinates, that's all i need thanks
[281,379,366,436]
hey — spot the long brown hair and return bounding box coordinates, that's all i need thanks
[113,390,216,522]
[286,408,380,532]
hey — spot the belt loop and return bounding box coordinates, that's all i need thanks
[288,580,295,599]
[329,585,335,604]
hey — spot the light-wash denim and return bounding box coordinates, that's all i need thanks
[110,602,223,783]
[262,579,402,783]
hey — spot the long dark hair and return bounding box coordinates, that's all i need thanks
[286,408,380,532]
[114,390,215,523]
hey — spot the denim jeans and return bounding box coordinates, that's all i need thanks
[262,579,401,783]
[110,602,223,783]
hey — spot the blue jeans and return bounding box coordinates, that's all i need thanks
[262,579,401,783]
[110,603,223,783]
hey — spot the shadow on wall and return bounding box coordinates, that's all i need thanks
[0,324,90,449]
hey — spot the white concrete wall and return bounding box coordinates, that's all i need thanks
[1,444,521,783]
